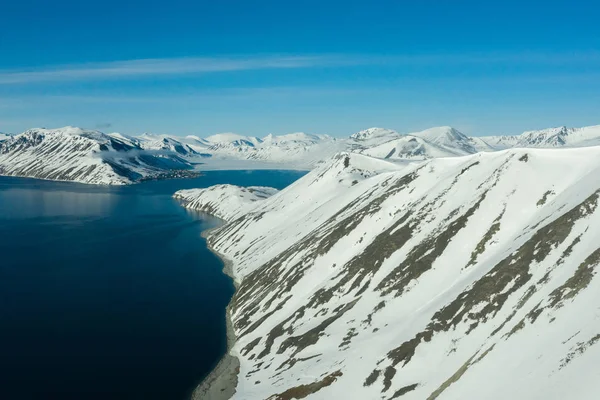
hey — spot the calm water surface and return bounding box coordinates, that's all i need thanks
[0,170,304,400]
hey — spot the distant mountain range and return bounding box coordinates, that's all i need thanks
[0,127,196,185]
[1,124,600,184]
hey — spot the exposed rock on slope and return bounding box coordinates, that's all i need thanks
[350,127,488,160]
[137,133,204,156]
[0,127,195,185]
[174,185,278,221]
[6,123,600,185]
[191,148,600,399]
[169,123,600,165]
[479,125,600,150]
[516,125,600,148]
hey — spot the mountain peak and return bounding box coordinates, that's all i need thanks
[518,126,571,147]
[261,132,325,145]
[40,126,94,135]
[350,127,400,141]
[205,132,262,146]
[411,126,468,141]
[0,126,194,185]
[191,144,600,400]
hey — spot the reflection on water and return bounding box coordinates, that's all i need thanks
[0,171,304,400]
[0,188,117,218]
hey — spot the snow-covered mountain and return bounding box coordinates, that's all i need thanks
[0,132,11,141]
[196,132,345,168]
[148,126,491,168]
[193,124,600,164]
[183,148,600,399]
[5,123,600,184]
[412,126,480,152]
[475,134,521,150]
[262,132,332,146]
[174,185,278,221]
[516,125,600,148]
[137,133,204,156]
[204,133,264,150]
[353,126,492,160]
[348,126,501,161]
[480,125,600,150]
[0,127,195,185]
[349,127,400,144]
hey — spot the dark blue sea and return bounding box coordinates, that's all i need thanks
[0,170,304,400]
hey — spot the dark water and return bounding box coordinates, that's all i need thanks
[0,170,304,400]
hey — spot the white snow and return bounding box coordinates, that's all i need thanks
[173,185,278,221]
[5,123,600,185]
[0,127,194,185]
[187,145,600,399]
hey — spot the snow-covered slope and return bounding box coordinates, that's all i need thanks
[516,125,600,148]
[349,127,401,145]
[560,125,600,147]
[261,132,332,146]
[0,133,10,141]
[161,126,483,168]
[353,127,489,160]
[5,123,600,184]
[137,133,202,156]
[205,133,263,149]
[476,134,521,150]
[189,124,600,166]
[180,135,212,151]
[358,135,451,159]
[173,185,278,221]
[412,126,483,153]
[197,132,345,168]
[191,148,600,399]
[479,125,600,150]
[0,127,195,185]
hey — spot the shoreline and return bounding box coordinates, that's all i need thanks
[191,225,240,400]
[0,169,202,186]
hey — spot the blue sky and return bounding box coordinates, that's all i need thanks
[1,0,599,137]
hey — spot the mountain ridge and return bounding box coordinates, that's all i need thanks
[180,147,600,399]
[0,127,196,185]
[3,123,600,184]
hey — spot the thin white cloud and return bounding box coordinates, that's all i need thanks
[385,51,600,65]
[0,87,367,108]
[0,55,359,84]
[2,51,600,85]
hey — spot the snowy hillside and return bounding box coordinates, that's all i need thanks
[0,127,195,185]
[351,127,496,160]
[412,126,482,153]
[5,123,600,184]
[173,185,278,221]
[479,125,600,150]
[196,132,346,168]
[187,148,600,399]
[516,125,600,148]
[0,133,10,141]
[194,123,600,163]
[349,127,401,145]
[205,133,263,148]
[476,134,521,150]
[137,133,205,156]
[137,126,490,168]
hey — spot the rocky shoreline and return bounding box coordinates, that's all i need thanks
[191,226,240,400]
